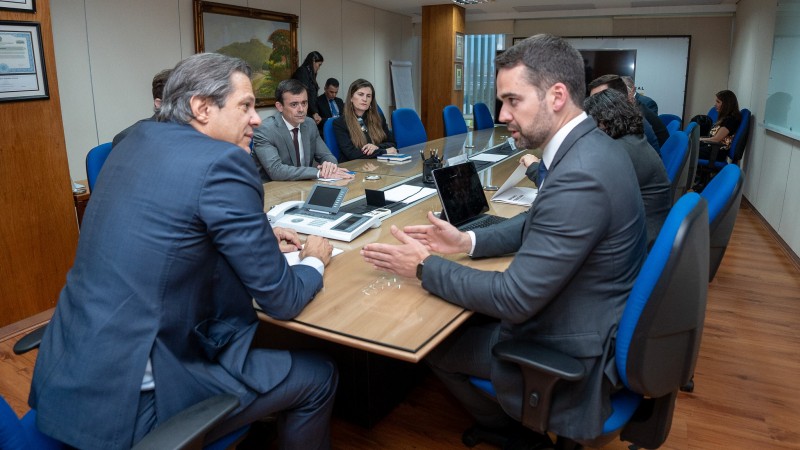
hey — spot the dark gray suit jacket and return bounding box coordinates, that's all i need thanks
[30,121,324,449]
[252,114,337,181]
[421,118,647,440]
[316,93,344,132]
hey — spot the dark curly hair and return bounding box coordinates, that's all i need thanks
[584,88,643,138]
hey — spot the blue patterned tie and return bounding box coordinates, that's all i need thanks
[329,99,338,117]
[537,161,548,186]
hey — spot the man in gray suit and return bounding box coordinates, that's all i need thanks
[30,53,337,449]
[253,78,353,181]
[361,35,647,444]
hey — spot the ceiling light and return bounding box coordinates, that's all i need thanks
[453,0,491,5]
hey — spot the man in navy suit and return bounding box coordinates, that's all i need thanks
[30,53,338,449]
[316,77,344,133]
[361,35,647,444]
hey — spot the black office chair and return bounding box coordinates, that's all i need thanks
[7,325,249,450]
[463,192,710,449]
[683,122,701,195]
[695,109,751,192]
[699,164,744,282]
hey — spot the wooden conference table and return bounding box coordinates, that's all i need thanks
[257,126,538,362]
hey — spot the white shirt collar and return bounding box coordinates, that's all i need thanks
[281,115,301,131]
[541,112,588,169]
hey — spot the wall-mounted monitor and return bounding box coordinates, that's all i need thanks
[580,49,637,94]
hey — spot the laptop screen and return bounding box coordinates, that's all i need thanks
[432,162,489,226]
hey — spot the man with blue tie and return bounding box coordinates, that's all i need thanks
[316,78,344,133]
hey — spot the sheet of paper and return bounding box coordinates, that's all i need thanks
[470,153,506,163]
[383,185,437,204]
[491,164,538,206]
[284,247,343,265]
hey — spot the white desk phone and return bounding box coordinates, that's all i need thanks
[267,185,381,242]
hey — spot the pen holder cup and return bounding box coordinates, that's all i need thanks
[422,159,442,184]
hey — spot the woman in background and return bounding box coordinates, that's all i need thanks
[584,88,671,248]
[333,78,398,162]
[292,51,324,125]
[699,89,741,162]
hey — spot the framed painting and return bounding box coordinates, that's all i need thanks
[0,0,35,13]
[193,0,298,108]
[0,21,49,102]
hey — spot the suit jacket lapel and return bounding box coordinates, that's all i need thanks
[548,117,596,173]
[300,121,312,166]
[278,119,300,166]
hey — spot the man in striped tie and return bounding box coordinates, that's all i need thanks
[316,77,344,133]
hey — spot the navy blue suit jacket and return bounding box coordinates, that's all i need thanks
[30,121,324,449]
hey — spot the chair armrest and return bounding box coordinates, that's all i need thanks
[492,340,586,381]
[131,394,239,450]
[13,325,47,355]
[705,142,725,167]
[491,340,586,433]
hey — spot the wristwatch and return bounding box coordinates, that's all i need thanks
[416,257,427,280]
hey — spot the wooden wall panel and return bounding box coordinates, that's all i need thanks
[0,0,78,330]
[421,5,464,140]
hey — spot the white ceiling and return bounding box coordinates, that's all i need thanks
[351,0,738,22]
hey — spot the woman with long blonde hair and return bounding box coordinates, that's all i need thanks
[333,78,397,162]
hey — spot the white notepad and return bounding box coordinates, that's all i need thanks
[491,164,538,206]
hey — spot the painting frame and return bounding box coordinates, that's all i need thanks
[0,20,49,102]
[455,32,465,62]
[0,0,35,13]
[193,0,298,108]
[454,62,463,91]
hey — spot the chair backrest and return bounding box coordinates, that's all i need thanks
[473,102,495,131]
[659,114,682,129]
[660,132,690,203]
[683,122,701,195]
[707,105,718,123]
[666,120,681,135]
[727,108,751,163]
[322,119,341,161]
[392,108,428,148]
[616,192,709,397]
[699,164,744,281]
[442,105,468,137]
[86,142,113,192]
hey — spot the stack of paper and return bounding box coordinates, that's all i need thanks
[383,185,437,204]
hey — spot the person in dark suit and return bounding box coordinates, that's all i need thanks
[333,78,398,162]
[620,75,659,116]
[111,68,171,147]
[316,77,344,133]
[584,88,671,248]
[252,78,353,181]
[29,53,338,450]
[588,74,668,155]
[361,34,647,444]
[292,51,324,126]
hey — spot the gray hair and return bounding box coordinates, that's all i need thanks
[495,34,585,107]
[157,53,252,124]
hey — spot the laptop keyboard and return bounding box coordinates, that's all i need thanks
[457,215,507,231]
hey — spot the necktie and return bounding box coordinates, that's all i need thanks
[291,127,301,166]
[329,99,338,117]
[537,161,548,186]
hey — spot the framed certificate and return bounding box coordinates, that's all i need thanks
[455,32,465,62]
[0,0,35,13]
[454,62,463,91]
[0,21,49,102]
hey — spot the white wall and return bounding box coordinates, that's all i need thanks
[732,0,800,256]
[50,0,413,180]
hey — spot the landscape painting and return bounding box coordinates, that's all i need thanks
[194,1,298,107]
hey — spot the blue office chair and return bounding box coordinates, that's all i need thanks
[666,120,681,135]
[659,113,682,129]
[322,119,341,161]
[473,102,495,131]
[6,326,249,450]
[463,193,709,449]
[695,108,751,191]
[86,142,113,192]
[660,131,690,204]
[707,105,718,123]
[683,122,701,196]
[699,164,744,281]
[442,105,469,137]
[391,108,427,149]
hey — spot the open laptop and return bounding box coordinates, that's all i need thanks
[432,162,507,231]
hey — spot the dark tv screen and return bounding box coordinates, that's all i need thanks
[580,49,637,93]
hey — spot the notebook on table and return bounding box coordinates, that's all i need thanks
[432,162,507,231]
